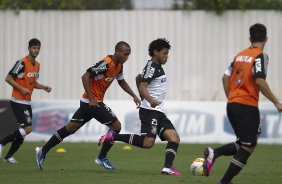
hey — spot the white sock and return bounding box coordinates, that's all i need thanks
[19,128,26,138]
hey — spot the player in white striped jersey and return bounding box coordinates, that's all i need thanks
[99,38,181,176]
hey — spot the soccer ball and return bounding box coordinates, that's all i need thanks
[190,158,205,176]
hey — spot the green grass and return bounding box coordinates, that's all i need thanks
[0,143,282,184]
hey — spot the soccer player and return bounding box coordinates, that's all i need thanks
[0,38,52,163]
[99,38,181,176]
[35,41,141,171]
[203,23,282,184]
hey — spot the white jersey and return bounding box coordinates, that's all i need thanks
[140,60,167,113]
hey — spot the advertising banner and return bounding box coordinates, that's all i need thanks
[0,100,281,144]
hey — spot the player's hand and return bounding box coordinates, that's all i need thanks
[149,99,160,108]
[275,102,282,112]
[89,98,99,110]
[20,87,31,95]
[133,96,141,108]
[43,86,52,93]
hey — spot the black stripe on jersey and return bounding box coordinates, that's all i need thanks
[9,60,25,77]
[141,60,165,84]
[253,53,267,79]
[143,61,153,79]
[116,65,124,80]
[87,60,109,77]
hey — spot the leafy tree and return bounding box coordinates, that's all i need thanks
[173,0,282,14]
[0,0,132,10]
[83,0,132,10]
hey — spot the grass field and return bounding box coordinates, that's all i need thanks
[0,142,282,184]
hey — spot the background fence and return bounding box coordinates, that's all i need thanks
[1,10,281,101]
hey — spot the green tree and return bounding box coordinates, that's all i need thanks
[0,0,132,10]
[173,0,282,14]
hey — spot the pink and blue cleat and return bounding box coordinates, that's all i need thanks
[98,129,116,146]
[203,147,216,176]
[161,167,181,176]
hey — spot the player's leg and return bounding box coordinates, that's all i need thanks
[3,137,24,163]
[203,103,241,176]
[95,103,120,170]
[162,129,180,168]
[159,116,181,176]
[35,121,83,170]
[97,119,120,160]
[219,103,260,184]
[98,108,157,148]
[0,101,32,163]
[35,101,89,170]
[41,121,83,155]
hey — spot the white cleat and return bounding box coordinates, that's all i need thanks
[4,157,18,164]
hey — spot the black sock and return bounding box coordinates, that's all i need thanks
[5,138,24,159]
[116,134,145,148]
[214,142,239,158]
[98,142,114,159]
[1,129,23,146]
[98,130,120,159]
[221,148,251,183]
[42,126,70,155]
[164,141,179,168]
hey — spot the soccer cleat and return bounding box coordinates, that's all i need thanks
[95,157,116,170]
[161,167,181,176]
[35,147,45,171]
[218,182,233,184]
[4,157,18,164]
[203,147,216,176]
[0,144,3,159]
[98,129,116,146]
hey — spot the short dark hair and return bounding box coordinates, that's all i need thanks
[115,41,130,51]
[148,38,171,56]
[28,38,41,48]
[249,23,267,42]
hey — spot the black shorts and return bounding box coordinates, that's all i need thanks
[139,108,176,141]
[71,101,117,125]
[227,102,261,148]
[10,101,32,127]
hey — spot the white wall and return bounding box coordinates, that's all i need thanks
[0,10,281,101]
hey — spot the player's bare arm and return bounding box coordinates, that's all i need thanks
[34,81,52,92]
[118,79,141,107]
[5,74,30,95]
[138,81,160,108]
[256,78,282,112]
[222,74,230,98]
[81,71,98,107]
[135,74,144,100]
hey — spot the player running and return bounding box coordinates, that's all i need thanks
[35,41,140,171]
[99,38,181,176]
[0,38,51,163]
[202,23,282,184]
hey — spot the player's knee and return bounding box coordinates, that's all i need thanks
[234,146,253,166]
[241,145,256,154]
[172,134,180,143]
[110,120,121,132]
[23,126,32,134]
[143,142,154,149]
[143,138,155,149]
[66,124,80,134]
[68,127,78,134]
[164,131,180,143]
[240,139,257,153]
